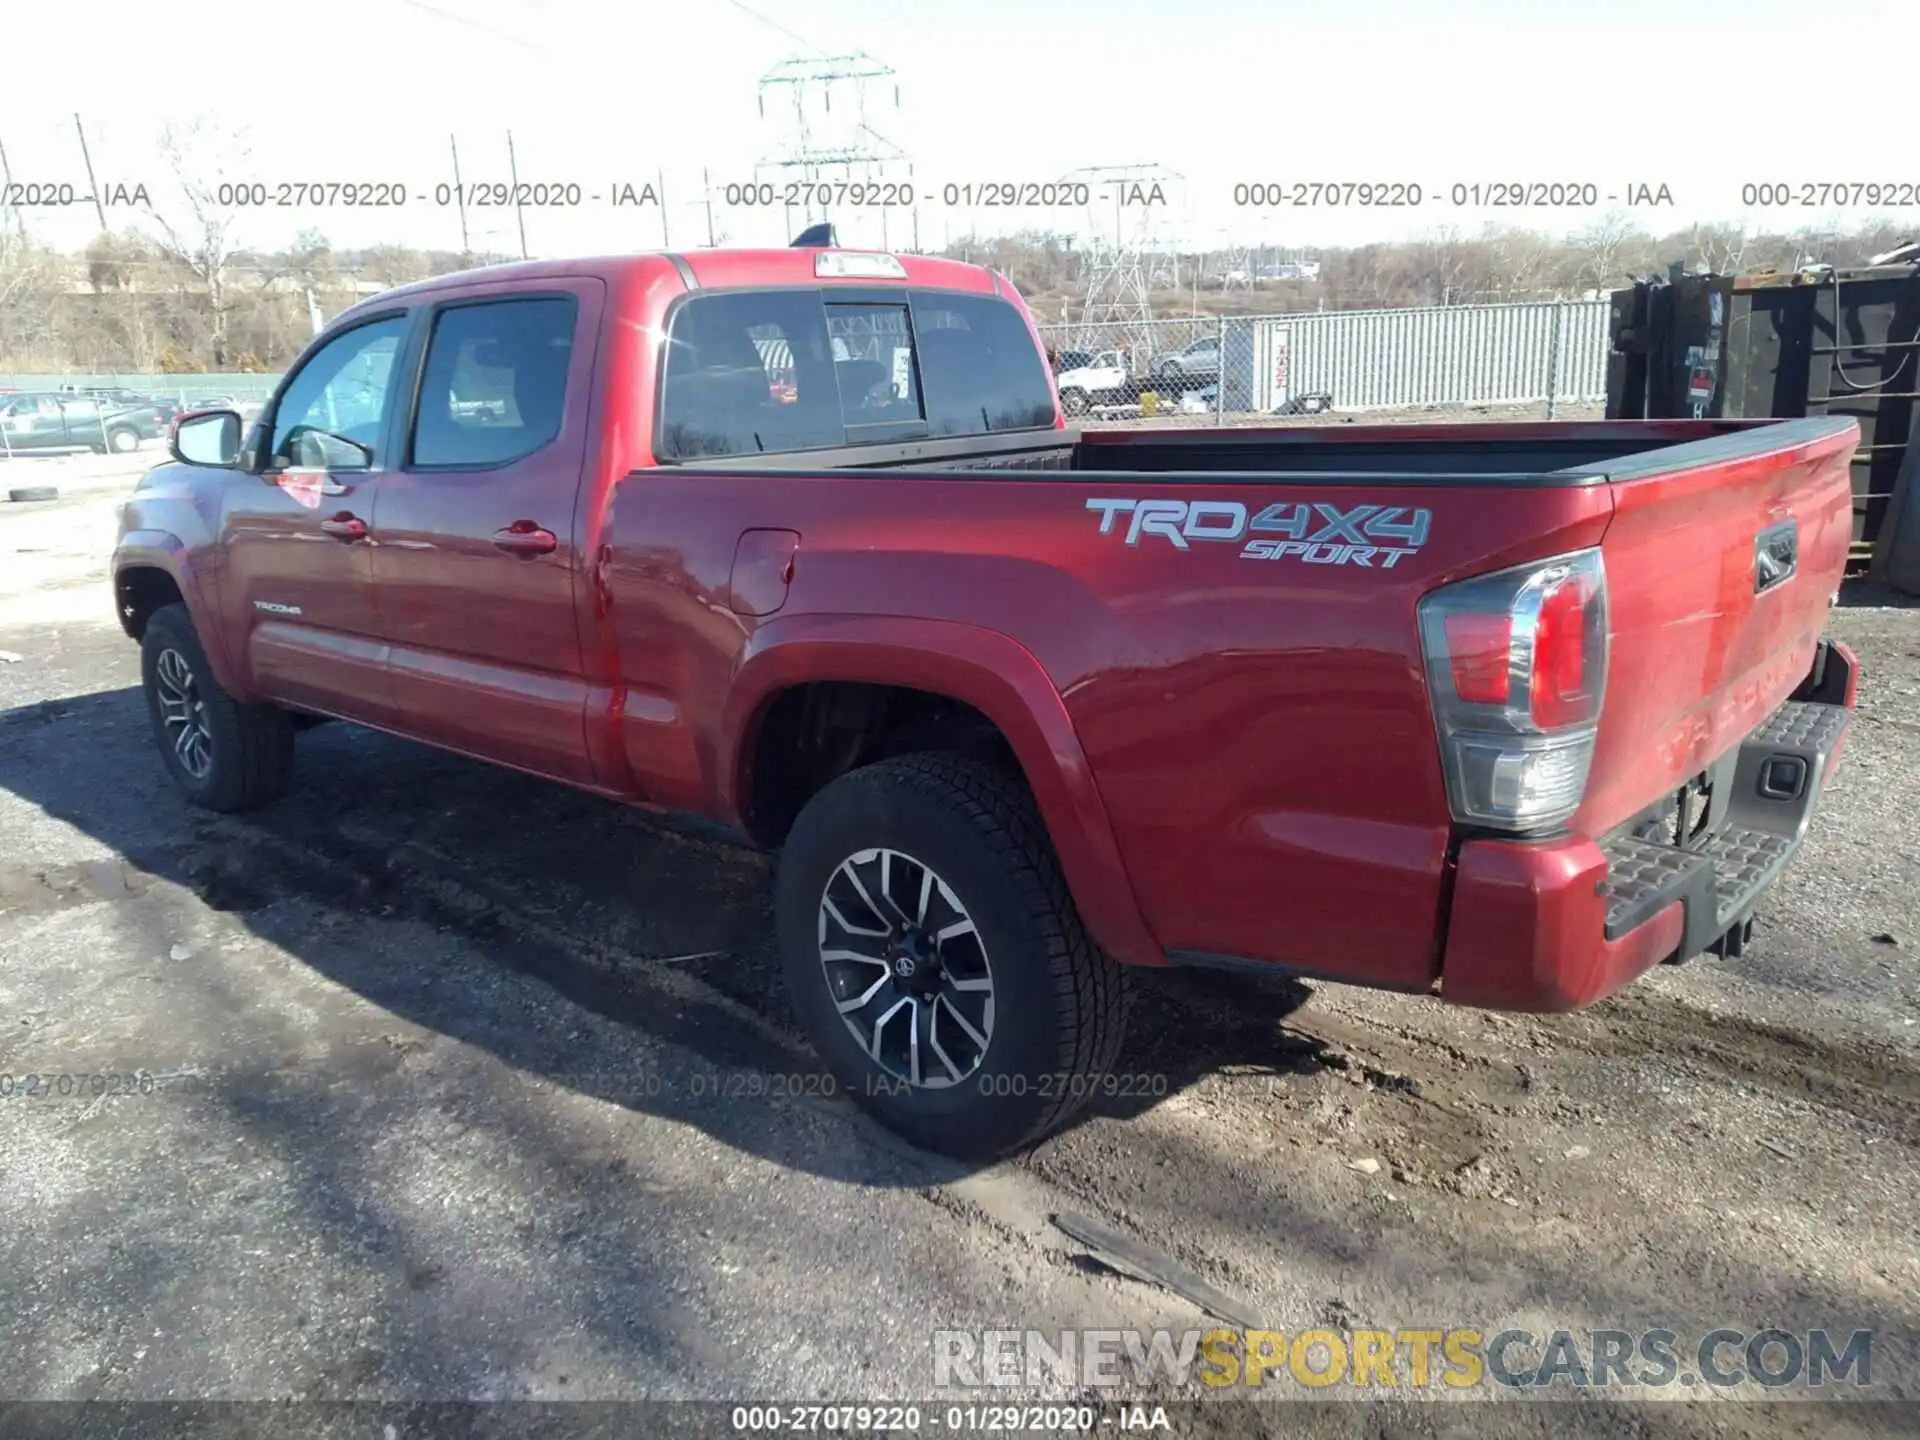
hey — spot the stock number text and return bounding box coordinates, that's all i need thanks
[1232,182,1423,207]
[3,1072,159,1099]
[723,181,915,208]
[1742,181,1919,208]
[218,181,408,207]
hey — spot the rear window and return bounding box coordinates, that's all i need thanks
[655,287,1054,460]
[911,292,1056,438]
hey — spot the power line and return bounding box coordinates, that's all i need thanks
[722,0,827,55]
[394,0,549,53]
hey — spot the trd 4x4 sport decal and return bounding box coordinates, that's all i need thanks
[1085,498,1433,568]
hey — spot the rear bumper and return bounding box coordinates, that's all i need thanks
[1438,640,1856,1013]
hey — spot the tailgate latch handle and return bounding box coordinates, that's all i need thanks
[1754,518,1797,595]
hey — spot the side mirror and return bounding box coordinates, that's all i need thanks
[171,409,243,467]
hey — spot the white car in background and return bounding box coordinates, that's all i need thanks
[1054,350,1128,416]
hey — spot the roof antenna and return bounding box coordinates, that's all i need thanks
[792,222,838,248]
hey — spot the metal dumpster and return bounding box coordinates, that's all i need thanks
[1607,261,1920,577]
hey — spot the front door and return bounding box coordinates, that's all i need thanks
[220,312,412,728]
[371,281,604,784]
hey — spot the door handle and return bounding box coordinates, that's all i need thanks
[493,521,557,556]
[319,513,368,541]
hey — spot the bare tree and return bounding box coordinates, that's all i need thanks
[145,118,254,368]
[84,229,159,293]
[7,213,1916,374]
[1401,227,1481,306]
[1688,222,1749,275]
[1572,211,1646,293]
[357,243,428,290]
[0,230,63,368]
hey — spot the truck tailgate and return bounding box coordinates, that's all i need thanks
[1577,416,1857,837]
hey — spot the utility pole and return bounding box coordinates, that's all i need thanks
[505,130,529,260]
[73,114,107,231]
[702,166,716,246]
[657,167,669,247]
[449,134,471,261]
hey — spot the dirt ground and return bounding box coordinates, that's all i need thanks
[0,438,1915,1437]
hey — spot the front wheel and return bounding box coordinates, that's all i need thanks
[1060,387,1089,417]
[140,603,295,812]
[775,752,1128,1160]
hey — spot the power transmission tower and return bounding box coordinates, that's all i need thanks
[756,54,912,248]
[1061,164,1184,361]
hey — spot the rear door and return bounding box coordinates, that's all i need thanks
[220,311,413,727]
[371,279,605,784]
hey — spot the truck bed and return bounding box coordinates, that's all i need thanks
[663,416,1840,483]
[628,414,1855,993]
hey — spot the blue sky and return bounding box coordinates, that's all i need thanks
[2,0,1913,259]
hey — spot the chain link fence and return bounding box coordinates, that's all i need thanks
[0,373,281,407]
[1037,299,1610,427]
[4,297,1612,440]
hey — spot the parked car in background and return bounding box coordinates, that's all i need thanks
[1055,350,1129,416]
[189,394,266,424]
[0,393,163,453]
[1173,387,1336,418]
[1151,335,1220,381]
[82,388,184,426]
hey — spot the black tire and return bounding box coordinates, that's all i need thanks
[7,486,58,503]
[776,752,1127,1160]
[1060,388,1089,417]
[140,603,295,812]
[108,426,141,453]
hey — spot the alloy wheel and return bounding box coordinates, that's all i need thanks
[817,847,996,1088]
[154,647,213,779]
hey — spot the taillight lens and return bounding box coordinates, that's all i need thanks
[1418,548,1608,833]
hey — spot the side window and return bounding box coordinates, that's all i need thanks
[657,291,843,460]
[269,315,409,470]
[909,293,1056,438]
[410,296,578,468]
[823,302,922,427]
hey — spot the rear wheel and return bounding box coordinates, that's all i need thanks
[108,426,140,453]
[776,752,1127,1159]
[1060,387,1089,417]
[140,603,295,812]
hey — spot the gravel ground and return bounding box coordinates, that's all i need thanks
[1,442,1915,1437]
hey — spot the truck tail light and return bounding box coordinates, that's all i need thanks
[1417,548,1608,834]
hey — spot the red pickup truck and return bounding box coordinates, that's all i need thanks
[113,243,1859,1158]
